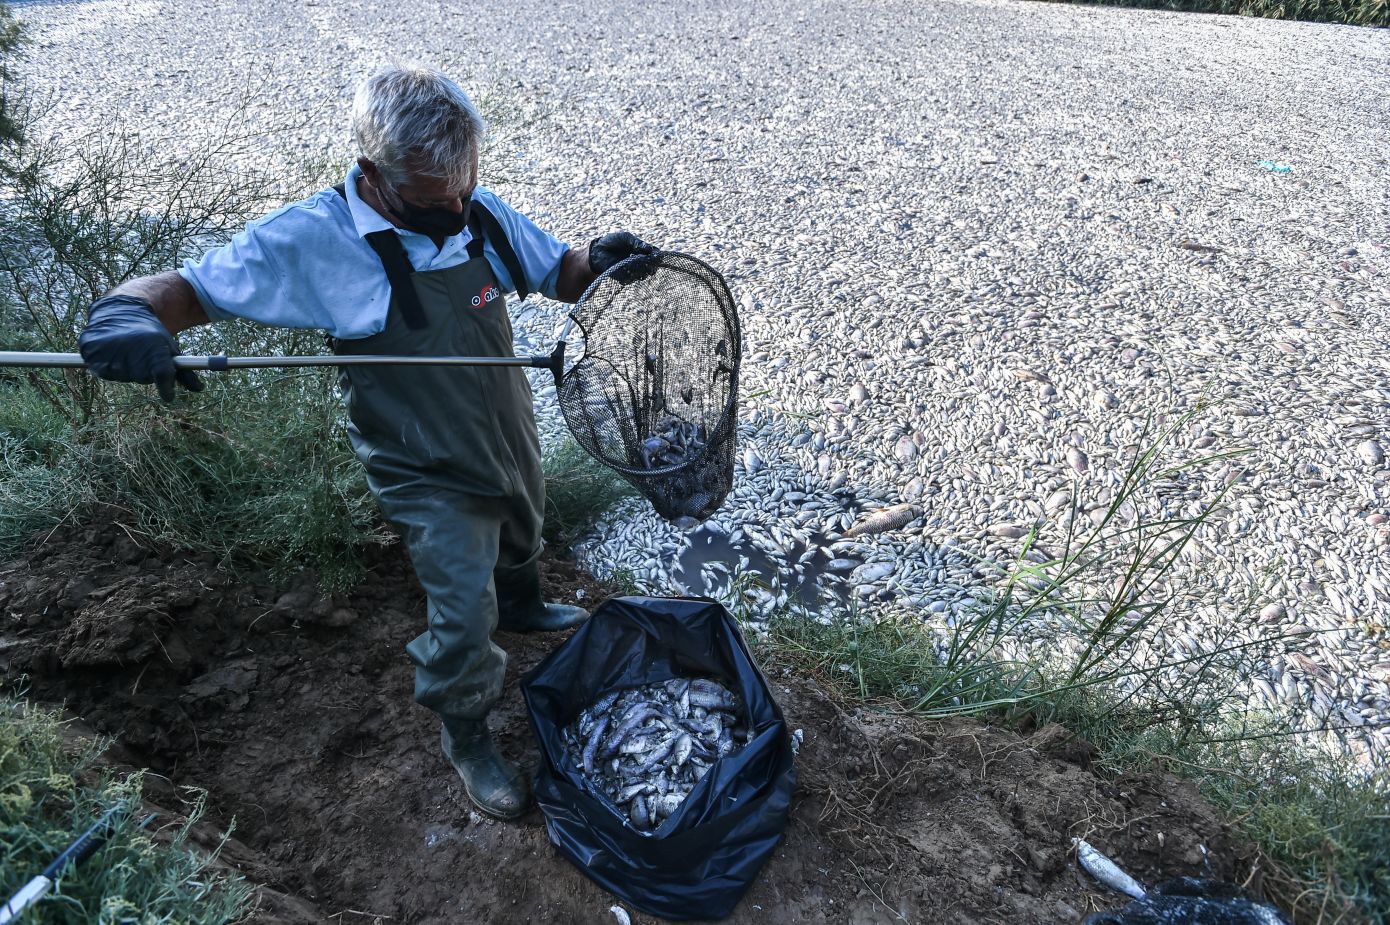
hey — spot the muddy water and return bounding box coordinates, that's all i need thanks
[671,521,884,609]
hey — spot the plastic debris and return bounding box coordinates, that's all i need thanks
[1257,160,1292,174]
[1084,877,1291,925]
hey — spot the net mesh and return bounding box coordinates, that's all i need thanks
[557,252,740,525]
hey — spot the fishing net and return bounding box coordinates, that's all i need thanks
[557,252,740,526]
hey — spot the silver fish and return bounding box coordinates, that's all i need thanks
[582,714,610,775]
[618,782,653,802]
[1072,838,1147,899]
[842,503,920,539]
[671,733,694,767]
[564,677,749,833]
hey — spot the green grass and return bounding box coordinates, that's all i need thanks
[1030,0,1389,26]
[751,408,1386,923]
[761,611,1385,921]
[542,436,639,553]
[0,695,250,924]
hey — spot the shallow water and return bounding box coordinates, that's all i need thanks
[672,524,879,609]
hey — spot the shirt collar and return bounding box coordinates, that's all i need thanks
[343,164,396,239]
[341,165,475,263]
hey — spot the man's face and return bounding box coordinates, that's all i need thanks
[363,147,480,216]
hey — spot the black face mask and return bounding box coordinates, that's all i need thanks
[385,187,472,238]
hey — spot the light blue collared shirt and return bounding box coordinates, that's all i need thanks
[179,165,569,339]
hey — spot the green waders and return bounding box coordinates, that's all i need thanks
[334,204,546,721]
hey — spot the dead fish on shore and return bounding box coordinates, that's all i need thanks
[562,677,749,833]
[1072,837,1147,899]
[841,503,920,539]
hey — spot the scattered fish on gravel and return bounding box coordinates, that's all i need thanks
[563,678,749,833]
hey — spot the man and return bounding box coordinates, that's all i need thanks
[77,64,655,820]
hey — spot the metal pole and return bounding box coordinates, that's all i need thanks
[0,351,557,371]
[0,805,153,925]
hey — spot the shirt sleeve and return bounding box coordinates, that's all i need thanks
[473,188,570,300]
[178,197,338,330]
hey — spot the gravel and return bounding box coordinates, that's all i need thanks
[13,0,1389,761]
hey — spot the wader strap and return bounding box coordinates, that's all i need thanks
[363,230,428,330]
[465,212,485,261]
[331,183,530,312]
[332,182,427,330]
[470,201,531,302]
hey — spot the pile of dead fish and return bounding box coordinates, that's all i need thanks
[638,413,709,470]
[562,677,748,832]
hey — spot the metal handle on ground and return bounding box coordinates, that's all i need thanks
[0,804,153,925]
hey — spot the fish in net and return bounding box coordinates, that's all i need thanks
[557,252,740,528]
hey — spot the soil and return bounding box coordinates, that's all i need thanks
[0,519,1270,925]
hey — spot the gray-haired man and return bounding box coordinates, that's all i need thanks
[77,65,655,820]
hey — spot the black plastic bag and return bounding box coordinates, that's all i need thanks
[1084,878,1292,925]
[521,595,795,920]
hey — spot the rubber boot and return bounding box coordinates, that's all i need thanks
[494,556,590,633]
[441,718,531,820]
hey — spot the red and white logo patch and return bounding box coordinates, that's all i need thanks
[471,284,500,308]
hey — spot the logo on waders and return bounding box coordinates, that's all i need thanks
[472,284,500,308]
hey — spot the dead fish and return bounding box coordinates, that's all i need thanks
[582,713,611,775]
[634,735,679,772]
[842,503,920,539]
[630,794,650,828]
[618,733,665,756]
[618,782,654,802]
[1073,838,1147,899]
[689,688,736,711]
[671,733,694,767]
[651,791,684,820]
[565,677,748,833]
[637,414,708,469]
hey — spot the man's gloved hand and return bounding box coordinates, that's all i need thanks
[588,231,657,276]
[78,294,204,401]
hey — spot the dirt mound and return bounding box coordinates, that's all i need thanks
[0,521,1261,924]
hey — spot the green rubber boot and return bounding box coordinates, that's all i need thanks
[494,556,590,633]
[441,719,532,820]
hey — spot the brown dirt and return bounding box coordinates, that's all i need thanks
[0,520,1268,924]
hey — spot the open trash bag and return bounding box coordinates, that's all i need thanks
[521,596,795,920]
[1083,877,1291,925]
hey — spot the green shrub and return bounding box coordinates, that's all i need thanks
[0,0,24,157]
[1030,0,1389,27]
[542,437,638,553]
[0,109,387,585]
[0,695,250,924]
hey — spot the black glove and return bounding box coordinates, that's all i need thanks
[588,231,657,276]
[78,294,204,401]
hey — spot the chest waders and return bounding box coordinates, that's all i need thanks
[331,186,546,724]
